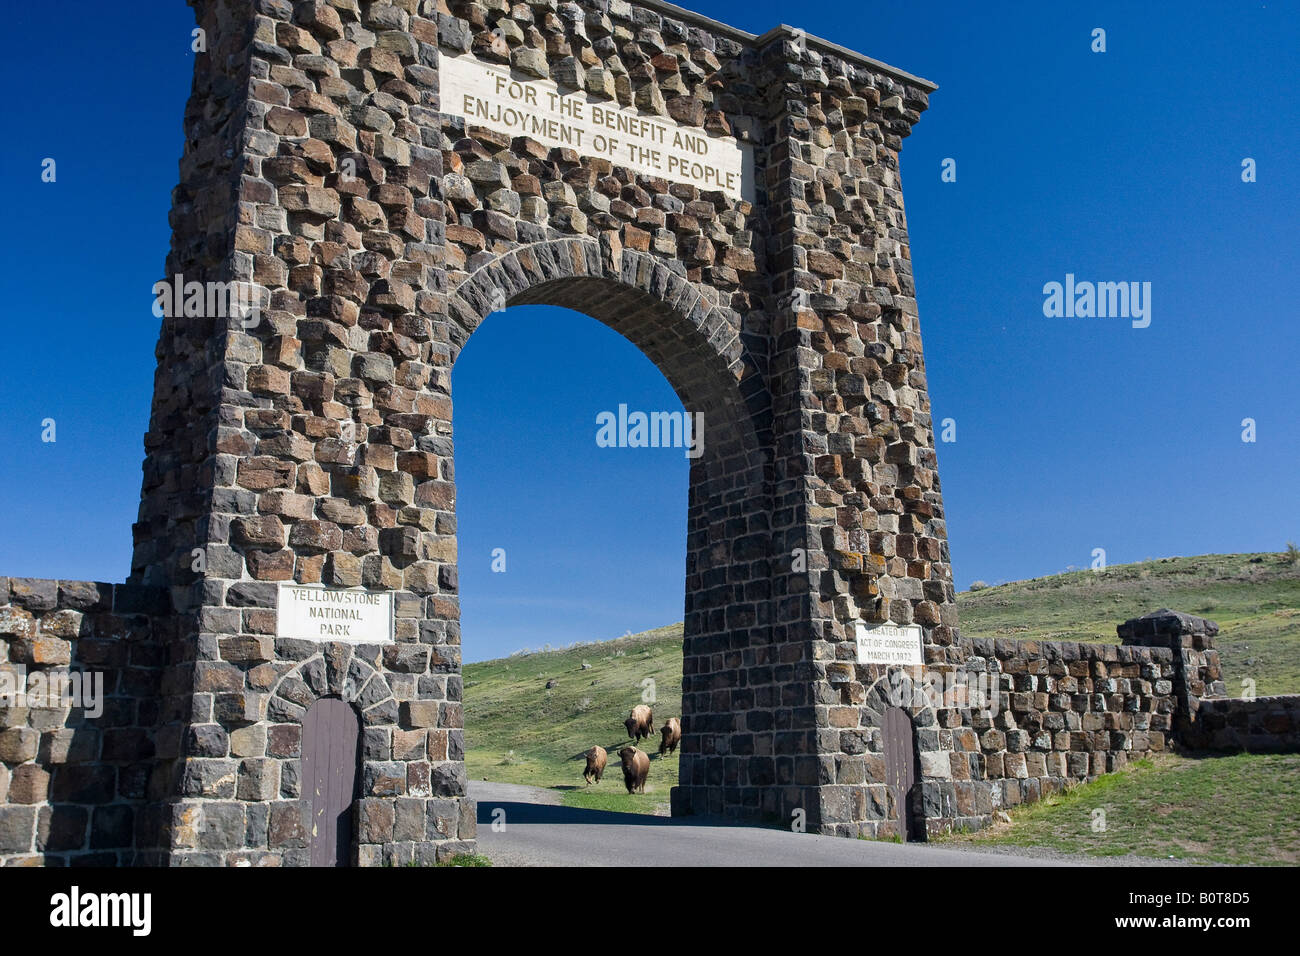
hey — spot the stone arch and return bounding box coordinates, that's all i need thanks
[445,237,770,484]
[267,648,398,725]
[129,0,955,863]
[442,237,779,821]
[860,667,940,726]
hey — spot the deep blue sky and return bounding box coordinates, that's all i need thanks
[1,2,1295,662]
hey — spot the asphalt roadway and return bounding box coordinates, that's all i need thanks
[468,781,1075,867]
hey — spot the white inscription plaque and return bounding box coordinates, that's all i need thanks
[440,53,754,202]
[277,584,394,644]
[855,622,924,666]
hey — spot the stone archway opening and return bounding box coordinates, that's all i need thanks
[445,258,772,819]
[451,300,694,799]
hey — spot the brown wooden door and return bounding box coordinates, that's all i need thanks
[301,698,360,867]
[882,706,917,840]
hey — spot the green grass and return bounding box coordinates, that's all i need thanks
[434,853,493,867]
[938,752,1300,866]
[559,788,670,814]
[464,624,681,816]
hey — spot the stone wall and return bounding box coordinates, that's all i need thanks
[0,578,169,866]
[934,635,1180,835]
[1117,607,1226,734]
[829,632,1184,839]
[863,608,1294,841]
[1181,696,1300,752]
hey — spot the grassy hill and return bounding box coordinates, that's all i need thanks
[959,551,1300,695]
[464,623,684,813]
[463,551,1300,823]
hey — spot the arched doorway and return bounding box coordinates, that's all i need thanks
[301,697,361,867]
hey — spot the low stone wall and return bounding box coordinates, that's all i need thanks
[0,578,170,865]
[920,632,1185,832]
[1182,696,1300,752]
[912,609,1297,838]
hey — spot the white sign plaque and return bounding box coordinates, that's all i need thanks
[440,53,754,202]
[276,585,394,644]
[855,622,924,666]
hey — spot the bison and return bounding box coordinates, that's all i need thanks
[659,717,681,756]
[583,746,607,785]
[619,747,650,794]
[624,704,654,743]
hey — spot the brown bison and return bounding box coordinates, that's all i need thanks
[623,704,654,743]
[659,717,682,756]
[619,746,650,794]
[583,746,607,785]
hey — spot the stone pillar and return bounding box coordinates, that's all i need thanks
[133,0,470,865]
[128,0,266,864]
[1119,608,1226,739]
[752,30,956,837]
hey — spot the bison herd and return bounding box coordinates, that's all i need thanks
[583,707,683,794]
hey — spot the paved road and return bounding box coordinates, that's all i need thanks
[468,781,1077,867]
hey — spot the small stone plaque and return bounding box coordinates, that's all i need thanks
[276,584,394,645]
[854,622,924,666]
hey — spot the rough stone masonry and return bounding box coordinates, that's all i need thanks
[2,0,1294,865]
